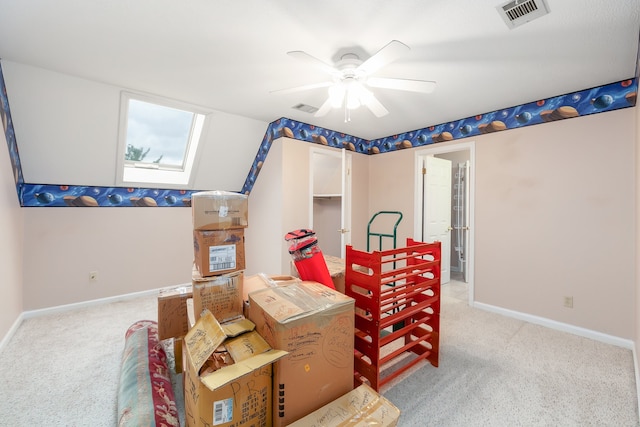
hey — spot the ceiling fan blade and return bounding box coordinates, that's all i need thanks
[314,98,334,117]
[287,51,341,77]
[357,40,410,75]
[363,93,389,118]
[270,81,332,95]
[367,77,436,93]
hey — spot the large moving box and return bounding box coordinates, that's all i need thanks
[287,383,401,427]
[183,310,288,427]
[242,274,301,318]
[248,281,355,426]
[192,269,243,323]
[192,190,248,230]
[193,228,245,277]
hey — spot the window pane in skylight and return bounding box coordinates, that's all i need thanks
[117,92,209,189]
[125,99,193,168]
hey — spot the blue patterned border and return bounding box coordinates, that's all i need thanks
[0,64,25,194]
[19,184,198,207]
[1,60,636,207]
[369,80,637,153]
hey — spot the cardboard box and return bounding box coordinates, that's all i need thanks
[192,269,243,323]
[194,229,245,277]
[187,298,195,329]
[287,384,401,427]
[242,274,300,301]
[157,283,193,340]
[248,281,355,427]
[192,190,248,230]
[242,274,301,318]
[173,337,184,374]
[291,255,345,293]
[183,310,288,427]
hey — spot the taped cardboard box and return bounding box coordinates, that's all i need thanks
[183,309,288,427]
[192,190,248,230]
[288,383,401,427]
[157,283,193,341]
[242,274,301,318]
[193,228,245,277]
[292,257,370,317]
[291,255,345,293]
[248,281,355,427]
[192,269,243,323]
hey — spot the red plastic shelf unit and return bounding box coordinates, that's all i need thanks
[345,238,441,391]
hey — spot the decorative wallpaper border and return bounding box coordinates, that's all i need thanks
[1,61,637,207]
[240,79,637,194]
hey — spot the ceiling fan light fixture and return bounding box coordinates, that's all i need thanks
[282,40,437,119]
[346,90,361,110]
[328,83,345,108]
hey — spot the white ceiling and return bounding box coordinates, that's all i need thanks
[0,0,638,142]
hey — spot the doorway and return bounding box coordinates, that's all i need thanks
[414,141,475,305]
[309,148,352,258]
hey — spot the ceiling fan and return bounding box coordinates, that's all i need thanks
[273,40,436,120]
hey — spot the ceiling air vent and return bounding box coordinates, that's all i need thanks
[292,103,319,114]
[497,0,550,29]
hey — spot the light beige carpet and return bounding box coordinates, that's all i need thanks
[382,281,639,426]
[0,281,636,426]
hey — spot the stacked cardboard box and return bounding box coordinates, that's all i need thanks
[157,283,193,373]
[185,190,267,427]
[183,310,288,427]
[157,191,249,371]
[155,189,401,426]
[191,190,248,277]
[192,266,243,323]
[157,284,193,341]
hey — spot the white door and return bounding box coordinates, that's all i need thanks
[339,150,352,257]
[422,155,452,284]
[463,160,470,283]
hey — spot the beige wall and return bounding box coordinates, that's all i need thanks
[244,138,286,276]
[367,149,417,251]
[22,207,193,310]
[367,109,636,339]
[635,102,640,369]
[475,110,635,338]
[246,138,370,275]
[245,138,313,275]
[0,130,23,341]
[4,106,637,343]
[348,151,369,252]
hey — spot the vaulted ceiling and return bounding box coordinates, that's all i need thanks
[0,0,637,141]
[0,1,638,204]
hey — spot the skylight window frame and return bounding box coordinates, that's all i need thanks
[116,91,210,189]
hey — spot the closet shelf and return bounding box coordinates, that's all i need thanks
[313,193,342,199]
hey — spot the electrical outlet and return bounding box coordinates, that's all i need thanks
[563,296,573,308]
[89,271,98,282]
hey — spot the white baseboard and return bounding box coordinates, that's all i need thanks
[0,288,164,353]
[473,301,634,350]
[633,344,640,421]
[0,285,193,356]
[0,313,25,353]
[21,287,163,319]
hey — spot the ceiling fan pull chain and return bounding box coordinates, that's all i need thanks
[344,103,351,122]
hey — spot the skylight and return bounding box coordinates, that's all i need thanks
[116,92,209,188]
